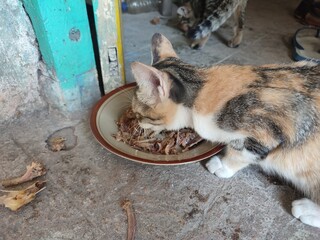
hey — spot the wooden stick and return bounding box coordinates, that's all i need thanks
[121,199,136,240]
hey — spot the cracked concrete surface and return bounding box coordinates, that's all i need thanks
[1,0,320,239]
[0,0,46,123]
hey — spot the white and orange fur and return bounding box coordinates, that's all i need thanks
[131,33,320,228]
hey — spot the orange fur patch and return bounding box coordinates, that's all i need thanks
[265,136,320,201]
[195,65,257,114]
[157,99,178,126]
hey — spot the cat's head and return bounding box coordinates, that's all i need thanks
[176,1,195,33]
[130,33,194,132]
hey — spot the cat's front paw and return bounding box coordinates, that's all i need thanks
[205,156,235,178]
[227,34,243,48]
[292,198,320,228]
[227,39,240,48]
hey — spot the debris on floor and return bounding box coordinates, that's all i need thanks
[46,126,78,152]
[0,181,46,211]
[150,16,160,25]
[121,199,136,240]
[46,136,66,152]
[0,162,47,211]
[0,162,46,188]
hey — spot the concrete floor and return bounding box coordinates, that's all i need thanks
[1,0,320,239]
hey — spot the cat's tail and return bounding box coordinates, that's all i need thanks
[187,0,243,40]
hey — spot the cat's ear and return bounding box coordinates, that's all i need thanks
[151,33,178,64]
[131,61,170,106]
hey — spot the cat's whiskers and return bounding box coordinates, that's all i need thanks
[118,105,130,113]
[122,90,134,104]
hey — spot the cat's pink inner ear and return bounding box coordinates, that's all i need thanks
[131,62,166,105]
[131,62,159,88]
[157,86,165,98]
[157,74,170,100]
[151,33,178,64]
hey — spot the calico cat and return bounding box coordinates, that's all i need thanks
[176,0,248,49]
[131,33,320,228]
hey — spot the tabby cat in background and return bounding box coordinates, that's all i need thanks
[176,0,248,49]
[131,33,320,228]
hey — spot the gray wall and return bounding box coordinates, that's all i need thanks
[0,0,46,124]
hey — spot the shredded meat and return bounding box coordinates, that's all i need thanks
[113,108,203,155]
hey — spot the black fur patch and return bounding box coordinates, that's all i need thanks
[244,137,270,160]
[217,92,260,130]
[247,64,320,146]
[212,12,219,18]
[191,44,201,50]
[290,91,318,145]
[217,92,288,145]
[252,65,320,89]
[187,26,201,39]
[257,65,310,73]
[247,114,287,144]
[302,65,320,92]
[203,20,212,28]
[169,75,186,104]
[190,0,206,18]
[206,0,229,14]
[153,57,204,107]
[251,68,272,87]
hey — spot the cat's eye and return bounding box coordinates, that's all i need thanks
[144,116,157,121]
[141,117,163,126]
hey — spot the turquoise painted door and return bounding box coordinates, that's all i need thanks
[22,0,125,112]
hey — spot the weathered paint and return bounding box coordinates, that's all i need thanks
[23,0,100,112]
[92,0,125,93]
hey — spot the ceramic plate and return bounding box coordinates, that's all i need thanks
[90,82,223,165]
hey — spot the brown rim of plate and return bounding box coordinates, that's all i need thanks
[90,82,224,165]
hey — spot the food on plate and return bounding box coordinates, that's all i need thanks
[113,108,203,155]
